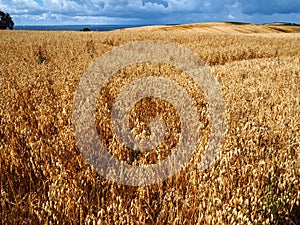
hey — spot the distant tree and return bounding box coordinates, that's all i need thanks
[0,11,14,30]
[82,27,91,32]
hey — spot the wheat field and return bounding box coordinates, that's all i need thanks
[1,23,300,224]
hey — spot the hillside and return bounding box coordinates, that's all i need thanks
[118,22,300,34]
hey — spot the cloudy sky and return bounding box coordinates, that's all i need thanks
[1,0,300,25]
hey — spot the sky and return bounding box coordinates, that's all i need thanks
[1,0,300,25]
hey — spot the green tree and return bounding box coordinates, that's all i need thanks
[0,11,14,30]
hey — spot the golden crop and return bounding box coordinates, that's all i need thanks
[1,23,299,224]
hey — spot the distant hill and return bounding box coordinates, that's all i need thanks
[118,22,300,34]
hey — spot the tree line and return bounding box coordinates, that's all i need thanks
[0,11,14,30]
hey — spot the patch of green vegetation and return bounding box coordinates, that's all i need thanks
[256,181,282,218]
[256,176,300,225]
[38,51,47,64]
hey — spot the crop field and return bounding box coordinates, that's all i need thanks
[1,23,300,224]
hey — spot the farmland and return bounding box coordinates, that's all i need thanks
[1,22,300,224]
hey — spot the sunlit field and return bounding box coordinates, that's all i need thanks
[1,22,299,224]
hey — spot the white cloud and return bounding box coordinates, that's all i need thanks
[42,0,83,13]
[228,14,235,19]
[1,0,299,25]
[11,0,40,8]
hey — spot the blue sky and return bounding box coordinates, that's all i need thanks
[1,0,300,25]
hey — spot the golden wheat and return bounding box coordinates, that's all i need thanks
[0,24,299,224]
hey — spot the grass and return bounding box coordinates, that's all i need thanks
[0,23,300,224]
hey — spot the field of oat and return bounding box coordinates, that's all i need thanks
[1,22,300,224]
